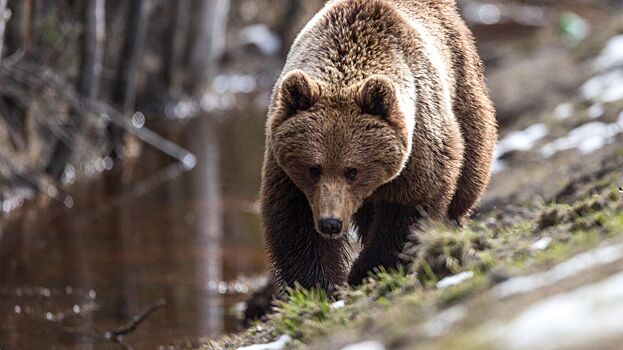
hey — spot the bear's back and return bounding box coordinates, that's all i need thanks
[283,0,465,94]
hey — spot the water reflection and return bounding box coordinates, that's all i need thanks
[0,113,268,349]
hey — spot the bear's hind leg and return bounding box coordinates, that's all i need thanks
[447,43,497,225]
[348,203,420,285]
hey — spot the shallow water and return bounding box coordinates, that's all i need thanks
[0,114,268,349]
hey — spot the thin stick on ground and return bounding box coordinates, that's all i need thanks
[104,298,166,339]
[58,299,166,350]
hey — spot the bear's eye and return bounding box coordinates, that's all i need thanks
[345,168,358,182]
[309,166,322,180]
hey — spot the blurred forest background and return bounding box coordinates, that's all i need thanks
[0,0,622,349]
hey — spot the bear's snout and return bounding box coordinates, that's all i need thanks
[318,218,342,236]
[310,180,354,238]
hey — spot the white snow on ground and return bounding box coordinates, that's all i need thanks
[494,272,623,350]
[530,237,552,251]
[553,102,574,120]
[493,243,623,299]
[436,271,474,289]
[491,159,508,173]
[236,335,291,350]
[586,103,605,119]
[492,123,548,173]
[330,300,346,310]
[494,123,549,158]
[340,340,386,350]
[580,34,623,103]
[580,69,623,103]
[593,34,623,71]
[423,305,467,337]
[540,112,623,158]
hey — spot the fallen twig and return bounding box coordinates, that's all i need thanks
[104,298,166,339]
[58,298,166,350]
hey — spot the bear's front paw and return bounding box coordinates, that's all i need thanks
[347,264,372,287]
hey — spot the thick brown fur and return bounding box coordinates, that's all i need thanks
[261,0,497,291]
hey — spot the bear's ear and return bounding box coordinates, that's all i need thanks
[356,75,398,118]
[278,70,320,115]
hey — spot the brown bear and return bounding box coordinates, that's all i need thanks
[261,0,497,291]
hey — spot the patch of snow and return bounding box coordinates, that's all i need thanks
[531,237,552,251]
[580,70,623,103]
[331,300,346,310]
[495,272,623,350]
[239,24,281,56]
[491,159,507,173]
[492,123,548,174]
[540,116,623,158]
[237,335,291,350]
[586,103,605,119]
[593,34,623,71]
[423,305,467,337]
[553,102,574,120]
[494,124,549,159]
[493,243,623,299]
[340,340,386,350]
[436,271,474,289]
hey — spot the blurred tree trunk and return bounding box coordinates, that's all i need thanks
[6,0,32,55]
[187,0,230,90]
[46,0,106,178]
[163,0,190,96]
[108,0,151,160]
[276,0,303,55]
[79,0,105,100]
[0,0,8,59]
[113,0,151,113]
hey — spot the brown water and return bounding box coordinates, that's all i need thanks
[0,113,268,349]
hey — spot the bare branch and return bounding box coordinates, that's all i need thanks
[1,61,197,169]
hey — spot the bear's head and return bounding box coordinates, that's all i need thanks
[269,70,410,238]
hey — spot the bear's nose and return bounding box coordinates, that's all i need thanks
[318,218,342,235]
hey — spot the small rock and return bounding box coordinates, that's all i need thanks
[489,270,511,285]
